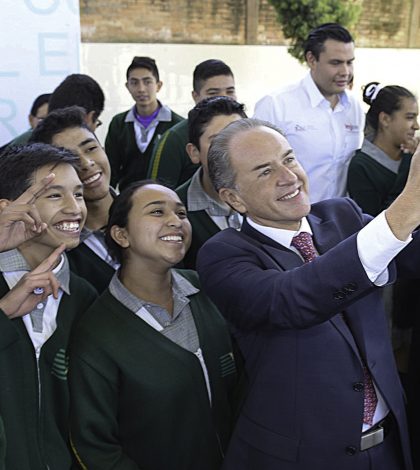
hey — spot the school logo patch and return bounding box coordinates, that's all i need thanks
[51,348,69,380]
[219,352,236,378]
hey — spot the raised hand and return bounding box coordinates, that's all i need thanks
[0,173,55,252]
[401,135,419,155]
[0,244,64,319]
[386,141,420,240]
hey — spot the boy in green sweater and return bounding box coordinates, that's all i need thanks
[0,169,59,470]
[148,59,237,188]
[31,106,118,292]
[105,56,183,191]
[0,143,97,470]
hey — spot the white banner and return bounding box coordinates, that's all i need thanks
[0,0,81,146]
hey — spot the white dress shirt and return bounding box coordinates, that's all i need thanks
[254,72,365,203]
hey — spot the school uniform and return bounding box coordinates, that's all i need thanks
[69,269,238,470]
[347,138,411,216]
[67,224,119,294]
[105,104,184,191]
[0,251,97,470]
[148,119,199,188]
[176,169,241,269]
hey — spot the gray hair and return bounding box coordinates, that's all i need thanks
[207,118,286,192]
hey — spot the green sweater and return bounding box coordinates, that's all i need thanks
[67,242,116,294]
[147,119,199,189]
[69,269,238,470]
[0,273,97,470]
[347,141,411,216]
[105,108,184,191]
[4,129,33,149]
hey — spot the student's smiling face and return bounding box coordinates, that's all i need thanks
[382,97,419,149]
[26,163,87,255]
[113,184,192,269]
[52,126,111,203]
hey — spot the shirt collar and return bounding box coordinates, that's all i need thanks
[246,217,313,249]
[303,72,350,109]
[361,137,401,174]
[187,169,232,216]
[125,102,172,124]
[0,249,71,294]
[80,225,106,243]
[109,269,199,315]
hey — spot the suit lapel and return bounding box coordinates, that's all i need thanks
[307,212,342,255]
[241,219,302,270]
[329,314,363,361]
[242,216,364,360]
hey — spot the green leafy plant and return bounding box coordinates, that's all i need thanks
[267,0,361,62]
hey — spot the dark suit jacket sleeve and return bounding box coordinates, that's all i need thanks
[197,201,380,332]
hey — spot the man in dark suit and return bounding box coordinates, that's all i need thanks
[196,118,420,470]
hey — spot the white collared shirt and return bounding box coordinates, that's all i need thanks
[254,72,365,203]
[2,256,66,360]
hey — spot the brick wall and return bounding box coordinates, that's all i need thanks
[80,0,420,48]
[355,0,413,47]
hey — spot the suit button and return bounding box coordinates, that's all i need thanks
[343,282,358,293]
[345,446,357,455]
[333,291,346,300]
[353,382,364,392]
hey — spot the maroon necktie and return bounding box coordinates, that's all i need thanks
[362,365,378,426]
[291,231,378,425]
[291,232,317,263]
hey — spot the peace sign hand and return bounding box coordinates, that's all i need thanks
[0,173,54,252]
[0,244,64,319]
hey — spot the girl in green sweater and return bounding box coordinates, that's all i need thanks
[347,82,418,216]
[69,181,239,470]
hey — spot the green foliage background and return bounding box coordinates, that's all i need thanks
[267,0,361,62]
